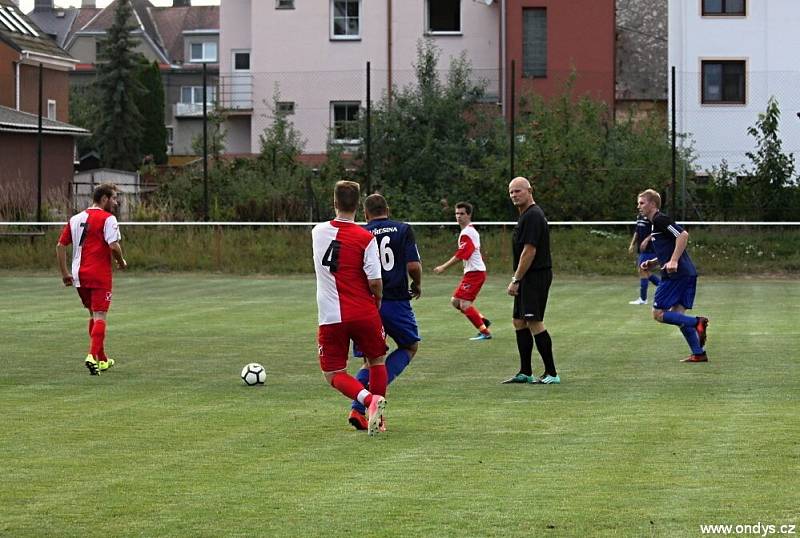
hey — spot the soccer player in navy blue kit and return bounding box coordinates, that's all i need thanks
[348,194,422,430]
[628,212,661,304]
[637,189,710,362]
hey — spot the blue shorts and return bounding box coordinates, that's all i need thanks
[653,276,697,310]
[353,299,420,357]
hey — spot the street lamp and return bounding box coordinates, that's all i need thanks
[190,55,214,221]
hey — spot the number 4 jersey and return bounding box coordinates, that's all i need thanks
[58,207,121,289]
[312,218,382,325]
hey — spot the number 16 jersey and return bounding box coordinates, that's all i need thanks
[312,218,382,325]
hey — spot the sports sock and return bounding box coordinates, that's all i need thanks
[352,350,411,413]
[534,330,557,377]
[351,368,371,414]
[649,275,661,286]
[662,311,698,327]
[89,320,106,358]
[680,325,704,355]
[331,371,371,402]
[639,279,648,301]
[386,349,411,383]
[516,328,534,376]
[369,364,388,397]
[463,306,489,332]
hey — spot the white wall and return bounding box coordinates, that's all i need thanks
[220,0,499,154]
[669,0,800,173]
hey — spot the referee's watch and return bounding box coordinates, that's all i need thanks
[510,276,520,284]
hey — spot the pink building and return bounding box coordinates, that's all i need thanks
[219,0,615,156]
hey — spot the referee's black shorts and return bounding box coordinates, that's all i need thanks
[513,268,552,321]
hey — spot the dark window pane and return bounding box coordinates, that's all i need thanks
[722,63,745,101]
[703,0,722,14]
[726,0,745,14]
[333,19,346,35]
[522,8,547,77]
[347,0,359,17]
[334,1,346,17]
[429,0,460,32]
[191,43,202,60]
[234,53,250,70]
[703,63,723,101]
[348,18,359,35]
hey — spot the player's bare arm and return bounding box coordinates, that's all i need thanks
[56,242,73,286]
[508,244,536,296]
[433,256,458,274]
[665,231,689,273]
[628,232,637,254]
[408,261,422,299]
[109,241,128,270]
[368,278,383,309]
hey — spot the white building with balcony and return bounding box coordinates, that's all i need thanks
[219,0,500,156]
[669,0,800,173]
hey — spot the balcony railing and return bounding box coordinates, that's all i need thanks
[174,102,215,117]
[219,73,254,111]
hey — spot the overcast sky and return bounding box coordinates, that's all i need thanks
[19,0,219,13]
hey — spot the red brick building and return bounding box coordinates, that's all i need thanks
[0,0,86,214]
[504,0,615,114]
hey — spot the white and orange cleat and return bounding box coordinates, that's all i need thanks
[367,396,386,437]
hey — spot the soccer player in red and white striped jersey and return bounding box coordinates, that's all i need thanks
[312,180,387,436]
[56,183,127,375]
[433,201,492,340]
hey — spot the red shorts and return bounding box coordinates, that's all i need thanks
[318,316,386,373]
[453,271,486,302]
[77,287,112,312]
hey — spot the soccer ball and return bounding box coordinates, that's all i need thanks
[241,363,266,386]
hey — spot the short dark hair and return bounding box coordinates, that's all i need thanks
[363,193,388,217]
[334,180,361,212]
[92,183,117,203]
[455,201,472,216]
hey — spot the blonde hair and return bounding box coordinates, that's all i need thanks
[638,189,661,209]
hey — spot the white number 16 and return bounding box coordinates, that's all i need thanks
[379,235,395,271]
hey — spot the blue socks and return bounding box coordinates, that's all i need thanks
[639,276,661,300]
[662,311,698,327]
[662,311,703,355]
[351,348,412,413]
[680,325,704,355]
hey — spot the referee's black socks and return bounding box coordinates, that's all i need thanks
[534,330,557,377]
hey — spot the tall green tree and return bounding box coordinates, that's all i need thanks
[358,40,503,220]
[95,0,144,170]
[136,60,168,165]
[69,84,101,158]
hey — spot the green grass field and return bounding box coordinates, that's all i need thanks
[1,273,798,537]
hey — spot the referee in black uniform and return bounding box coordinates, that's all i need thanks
[502,177,560,385]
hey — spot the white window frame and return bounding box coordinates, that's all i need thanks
[331,101,361,144]
[277,101,295,115]
[180,85,217,105]
[426,0,462,35]
[47,99,57,120]
[190,41,218,62]
[330,0,361,41]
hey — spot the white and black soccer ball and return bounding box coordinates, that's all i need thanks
[241,363,266,386]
